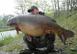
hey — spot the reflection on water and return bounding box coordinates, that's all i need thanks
[0,30,17,40]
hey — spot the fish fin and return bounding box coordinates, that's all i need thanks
[15,26,21,34]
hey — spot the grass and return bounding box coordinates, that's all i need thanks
[0,33,23,47]
[0,33,25,52]
[45,11,77,54]
[0,36,14,47]
[53,12,77,54]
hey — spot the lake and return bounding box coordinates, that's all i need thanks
[0,30,17,40]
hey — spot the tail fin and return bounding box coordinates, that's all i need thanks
[59,29,74,45]
[63,30,74,39]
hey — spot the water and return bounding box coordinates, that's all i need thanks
[0,30,17,40]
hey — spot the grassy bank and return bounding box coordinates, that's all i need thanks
[0,27,14,32]
[54,12,77,54]
[0,36,15,47]
[0,33,24,52]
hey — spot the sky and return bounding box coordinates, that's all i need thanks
[0,0,38,15]
[0,0,63,15]
[0,0,16,15]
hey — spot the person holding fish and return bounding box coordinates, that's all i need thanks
[20,6,57,54]
[7,6,74,54]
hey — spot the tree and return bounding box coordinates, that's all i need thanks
[15,0,27,15]
[15,0,55,16]
[15,0,77,17]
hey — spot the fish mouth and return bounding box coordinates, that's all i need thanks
[7,19,17,26]
[7,22,21,34]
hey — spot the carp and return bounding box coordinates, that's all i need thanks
[7,15,74,44]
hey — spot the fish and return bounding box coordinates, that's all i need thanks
[7,15,74,44]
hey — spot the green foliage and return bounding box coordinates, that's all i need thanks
[5,44,23,52]
[0,15,14,32]
[0,34,24,52]
[0,36,14,47]
[53,11,77,54]
[0,33,22,47]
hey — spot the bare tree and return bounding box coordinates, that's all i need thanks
[15,0,33,15]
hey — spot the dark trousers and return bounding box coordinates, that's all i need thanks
[46,33,55,52]
[23,33,55,52]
